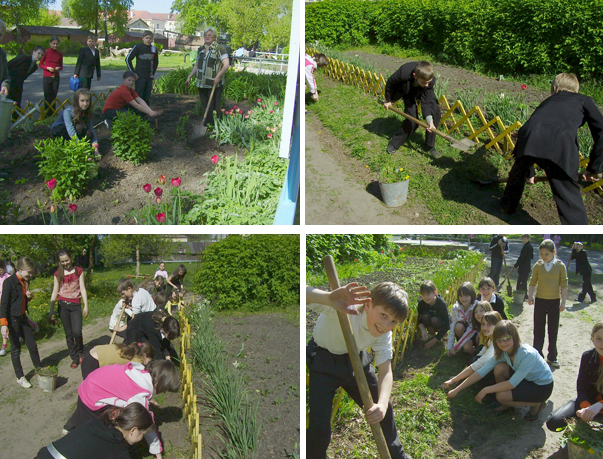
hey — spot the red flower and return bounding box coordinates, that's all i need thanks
[46,178,57,190]
[354,259,357,261]
[158,175,166,185]
[211,155,219,164]
[275,101,279,106]
[143,183,152,193]
[270,110,274,114]
[154,187,163,197]
[245,115,249,119]
[171,177,181,187]
[381,251,384,253]
[233,105,238,110]
[440,261,444,263]
[257,98,262,102]
[521,84,527,90]
[262,105,266,108]
[267,134,272,138]
[68,204,77,212]
[155,212,166,223]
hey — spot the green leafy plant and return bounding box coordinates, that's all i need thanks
[111,110,154,165]
[379,163,410,184]
[36,365,59,376]
[560,419,603,454]
[176,114,190,139]
[128,175,187,225]
[35,137,97,200]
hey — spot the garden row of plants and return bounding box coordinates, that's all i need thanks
[306,0,603,79]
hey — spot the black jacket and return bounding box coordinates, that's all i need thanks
[477,293,507,320]
[0,273,27,321]
[417,295,450,340]
[126,43,159,79]
[577,348,602,407]
[514,242,534,274]
[7,54,38,87]
[570,249,592,275]
[125,311,173,359]
[489,235,505,259]
[513,91,603,177]
[384,62,438,119]
[75,47,101,79]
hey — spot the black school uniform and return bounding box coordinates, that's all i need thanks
[417,295,450,340]
[384,61,441,151]
[488,235,505,287]
[501,91,603,224]
[125,43,158,105]
[570,248,595,302]
[75,46,101,89]
[7,54,38,107]
[476,293,507,320]
[124,311,174,359]
[514,241,534,292]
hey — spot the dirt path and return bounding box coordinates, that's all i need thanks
[0,316,187,458]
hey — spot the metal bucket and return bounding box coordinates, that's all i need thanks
[513,290,526,305]
[379,179,409,207]
[0,97,15,144]
[37,374,57,393]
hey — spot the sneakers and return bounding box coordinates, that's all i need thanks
[61,428,69,436]
[387,142,398,155]
[17,376,32,388]
[0,347,6,356]
[547,359,560,368]
[428,147,442,158]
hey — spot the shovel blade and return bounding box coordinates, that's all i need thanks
[450,138,473,152]
[191,124,207,140]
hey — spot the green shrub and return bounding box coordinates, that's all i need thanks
[306,234,383,272]
[35,137,97,199]
[154,67,197,95]
[191,234,300,311]
[223,70,287,102]
[111,110,154,165]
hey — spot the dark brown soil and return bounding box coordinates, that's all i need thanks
[195,313,300,458]
[0,94,248,225]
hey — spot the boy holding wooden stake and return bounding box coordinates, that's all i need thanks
[306,283,412,459]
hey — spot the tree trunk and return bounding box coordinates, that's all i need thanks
[86,236,97,284]
[136,244,141,277]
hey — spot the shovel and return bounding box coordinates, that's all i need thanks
[191,82,218,140]
[471,176,549,187]
[378,99,477,152]
[501,249,513,297]
[499,266,515,296]
[323,255,392,459]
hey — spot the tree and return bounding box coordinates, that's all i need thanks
[216,0,291,50]
[99,235,176,276]
[0,0,53,46]
[171,0,219,36]
[30,8,61,26]
[65,0,132,38]
[61,0,72,18]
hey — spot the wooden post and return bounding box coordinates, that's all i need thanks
[323,255,392,459]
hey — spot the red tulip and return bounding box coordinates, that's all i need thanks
[275,102,279,106]
[521,84,527,90]
[143,183,152,193]
[440,261,444,263]
[158,175,166,185]
[171,177,181,187]
[233,105,238,110]
[267,134,272,138]
[156,212,166,223]
[257,98,262,102]
[68,204,77,212]
[154,187,163,197]
[262,105,266,108]
[245,115,249,119]
[211,155,219,164]
[270,110,274,114]
[46,178,57,190]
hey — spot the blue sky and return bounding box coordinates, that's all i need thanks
[50,0,174,14]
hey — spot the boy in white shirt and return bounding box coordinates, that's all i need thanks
[306,282,411,459]
[116,279,156,317]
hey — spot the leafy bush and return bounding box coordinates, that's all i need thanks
[35,138,97,199]
[111,110,154,165]
[191,234,300,311]
[306,234,385,272]
[223,70,287,102]
[154,67,197,95]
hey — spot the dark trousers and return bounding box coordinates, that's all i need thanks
[8,315,41,379]
[501,155,588,224]
[390,98,441,150]
[79,76,92,90]
[80,351,100,380]
[58,300,84,364]
[135,77,153,105]
[533,297,560,362]
[64,396,109,431]
[489,257,503,287]
[198,85,223,126]
[578,271,595,301]
[516,269,531,292]
[546,398,603,431]
[307,345,406,459]
[8,83,24,107]
[43,76,60,114]
[50,122,93,142]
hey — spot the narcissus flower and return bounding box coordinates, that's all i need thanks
[171,177,181,187]
[154,187,163,197]
[46,178,57,190]
[68,204,77,212]
[158,175,166,185]
[211,155,219,164]
[143,183,152,193]
[156,212,166,223]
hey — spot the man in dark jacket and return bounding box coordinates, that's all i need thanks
[74,35,101,90]
[383,61,442,158]
[569,242,596,303]
[514,234,534,294]
[500,73,603,224]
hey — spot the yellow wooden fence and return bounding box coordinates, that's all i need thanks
[11,89,115,121]
[305,48,603,194]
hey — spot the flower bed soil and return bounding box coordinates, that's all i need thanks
[0,94,249,225]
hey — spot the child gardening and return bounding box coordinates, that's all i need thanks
[529,239,568,368]
[125,30,158,105]
[417,280,450,349]
[74,35,101,90]
[514,234,534,295]
[568,241,596,303]
[383,60,442,158]
[306,282,411,459]
[305,53,328,102]
[102,71,158,122]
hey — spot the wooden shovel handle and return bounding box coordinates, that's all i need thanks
[201,83,217,125]
[109,300,127,345]
[323,256,392,459]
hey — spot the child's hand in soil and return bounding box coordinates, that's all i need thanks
[327,283,371,315]
[475,388,488,404]
[365,402,387,424]
[420,330,429,341]
[447,348,456,358]
[149,399,159,406]
[424,337,437,349]
[441,379,455,391]
[446,387,459,400]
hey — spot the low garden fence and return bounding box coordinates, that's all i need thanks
[305,47,603,195]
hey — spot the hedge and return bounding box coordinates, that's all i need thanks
[306,0,603,78]
[306,234,393,272]
[191,234,300,311]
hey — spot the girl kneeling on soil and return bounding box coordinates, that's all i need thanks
[50,88,100,158]
[529,239,568,368]
[48,248,89,369]
[81,341,155,379]
[546,321,603,431]
[447,282,478,357]
[36,402,153,459]
[476,277,507,320]
[117,309,179,361]
[441,310,502,398]
[63,359,179,459]
[463,320,554,420]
